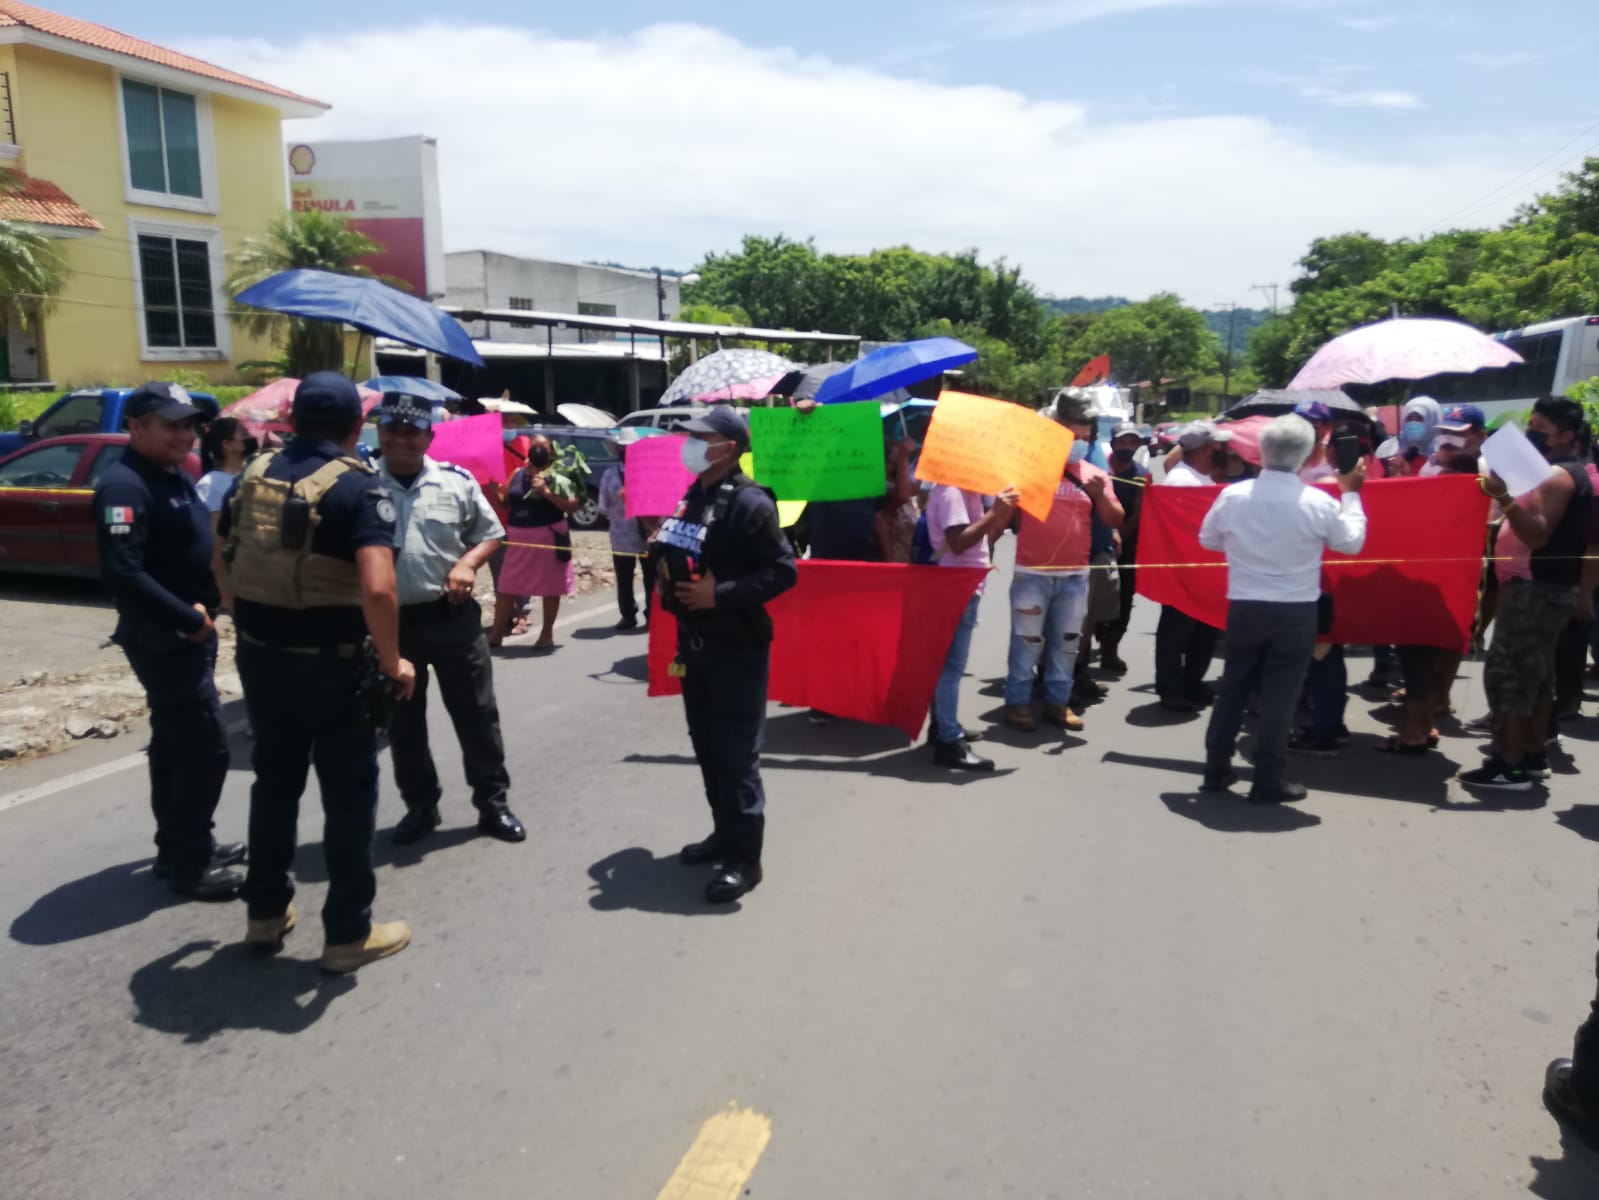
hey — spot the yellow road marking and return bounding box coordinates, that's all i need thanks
[655,1105,772,1200]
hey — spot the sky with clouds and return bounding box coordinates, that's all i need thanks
[66,0,1598,303]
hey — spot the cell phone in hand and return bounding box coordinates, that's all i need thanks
[1333,434,1362,475]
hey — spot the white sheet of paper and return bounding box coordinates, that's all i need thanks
[1481,422,1555,499]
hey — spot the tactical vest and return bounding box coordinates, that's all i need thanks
[223,450,373,609]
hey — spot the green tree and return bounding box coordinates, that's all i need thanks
[225,209,385,378]
[1065,293,1219,386]
[0,170,69,336]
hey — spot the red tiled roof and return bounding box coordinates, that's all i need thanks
[0,171,101,230]
[0,1,327,109]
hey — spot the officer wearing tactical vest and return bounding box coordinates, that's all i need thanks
[94,382,245,901]
[213,372,417,973]
[648,406,796,904]
[374,392,526,846]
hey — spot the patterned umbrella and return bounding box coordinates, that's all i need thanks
[1288,318,1523,389]
[222,377,383,438]
[661,348,797,405]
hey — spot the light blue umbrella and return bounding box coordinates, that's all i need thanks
[814,337,977,405]
[362,375,463,403]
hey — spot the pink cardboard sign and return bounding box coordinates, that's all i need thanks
[428,413,507,487]
[626,435,697,518]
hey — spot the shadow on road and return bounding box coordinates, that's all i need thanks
[8,858,182,945]
[587,654,648,684]
[294,824,485,883]
[622,750,1016,787]
[571,625,648,642]
[1160,791,1322,833]
[1555,806,1599,844]
[128,939,355,1043]
[586,847,740,916]
[0,573,112,611]
[1123,701,1202,728]
[1529,1123,1599,1199]
[762,711,906,759]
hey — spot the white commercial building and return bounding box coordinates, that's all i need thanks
[445,252,681,344]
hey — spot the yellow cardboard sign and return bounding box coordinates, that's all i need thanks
[914,391,1072,520]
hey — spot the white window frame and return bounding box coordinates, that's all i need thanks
[115,73,218,216]
[126,218,230,362]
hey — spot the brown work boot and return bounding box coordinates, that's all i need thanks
[1004,705,1037,732]
[244,902,296,950]
[320,920,412,974]
[1045,704,1085,731]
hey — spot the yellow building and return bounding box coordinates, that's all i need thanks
[0,1,326,387]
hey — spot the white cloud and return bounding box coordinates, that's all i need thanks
[184,23,1518,301]
[1300,85,1424,108]
[980,0,1312,35]
[1339,15,1397,32]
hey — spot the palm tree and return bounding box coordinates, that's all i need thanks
[225,209,383,378]
[0,171,68,334]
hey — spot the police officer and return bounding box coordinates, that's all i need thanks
[374,392,526,846]
[648,406,797,903]
[214,372,417,973]
[94,382,243,900]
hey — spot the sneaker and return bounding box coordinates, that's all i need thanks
[1288,730,1339,757]
[320,920,412,974]
[1522,752,1551,779]
[931,738,995,772]
[244,903,296,951]
[807,709,835,726]
[1101,653,1129,675]
[1457,758,1532,792]
[615,615,639,631]
[1004,705,1037,732]
[1043,704,1085,731]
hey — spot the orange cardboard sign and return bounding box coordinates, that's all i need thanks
[914,391,1073,520]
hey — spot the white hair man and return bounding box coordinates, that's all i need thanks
[1197,414,1368,804]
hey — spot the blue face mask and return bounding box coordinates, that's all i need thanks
[1069,440,1090,464]
[1400,419,1427,448]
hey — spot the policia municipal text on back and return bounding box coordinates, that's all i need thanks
[213,373,418,974]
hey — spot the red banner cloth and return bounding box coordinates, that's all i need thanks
[1136,476,1490,650]
[1071,354,1111,387]
[647,561,988,740]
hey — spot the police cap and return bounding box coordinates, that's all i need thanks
[126,381,203,423]
[293,371,364,426]
[377,392,435,431]
[675,404,750,450]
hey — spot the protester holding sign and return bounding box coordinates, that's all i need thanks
[1001,390,1122,736]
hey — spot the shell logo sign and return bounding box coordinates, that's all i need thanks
[288,144,317,176]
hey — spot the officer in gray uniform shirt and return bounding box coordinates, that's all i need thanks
[375,392,527,846]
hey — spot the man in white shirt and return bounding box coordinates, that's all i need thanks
[1198,414,1368,804]
[1154,421,1232,711]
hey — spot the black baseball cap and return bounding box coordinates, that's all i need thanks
[126,381,203,423]
[377,391,435,431]
[675,404,750,450]
[293,371,364,426]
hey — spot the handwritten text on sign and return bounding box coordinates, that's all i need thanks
[625,435,698,518]
[914,391,1073,521]
[748,403,884,501]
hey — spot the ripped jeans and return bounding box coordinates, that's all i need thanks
[1004,570,1091,707]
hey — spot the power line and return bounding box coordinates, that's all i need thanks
[1420,117,1599,235]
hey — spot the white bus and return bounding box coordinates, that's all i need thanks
[1420,314,1599,420]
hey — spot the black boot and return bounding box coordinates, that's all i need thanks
[680,834,725,865]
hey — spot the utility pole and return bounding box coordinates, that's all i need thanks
[1250,282,1280,315]
[1221,302,1239,396]
[655,268,667,322]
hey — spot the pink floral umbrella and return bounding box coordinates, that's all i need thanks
[1289,317,1523,390]
[222,377,382,438]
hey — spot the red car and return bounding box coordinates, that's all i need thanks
[0,434,200,577]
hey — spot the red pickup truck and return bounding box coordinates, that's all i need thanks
[0,434,201,578]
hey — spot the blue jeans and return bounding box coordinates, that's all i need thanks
[1004,571,1090,706]
[931,594,982,744]
[1305,646,1347,738]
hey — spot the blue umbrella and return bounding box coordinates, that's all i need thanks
[813,336,977,405]
[236,269,484,366]
[361,375,463,403]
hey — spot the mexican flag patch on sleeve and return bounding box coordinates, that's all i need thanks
[104,506,133,524]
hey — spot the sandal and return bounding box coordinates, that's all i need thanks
[1375,735,1431,755]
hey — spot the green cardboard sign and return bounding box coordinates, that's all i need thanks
[748,404,884,501]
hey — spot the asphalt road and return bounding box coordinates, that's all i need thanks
[4,564,1599,1199]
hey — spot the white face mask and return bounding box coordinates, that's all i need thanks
[681,438,714,475]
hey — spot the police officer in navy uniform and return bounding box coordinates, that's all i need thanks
[374,392,526,846]
[94,382,244,900]
[214,372,417,973]
[648,406,797,903]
